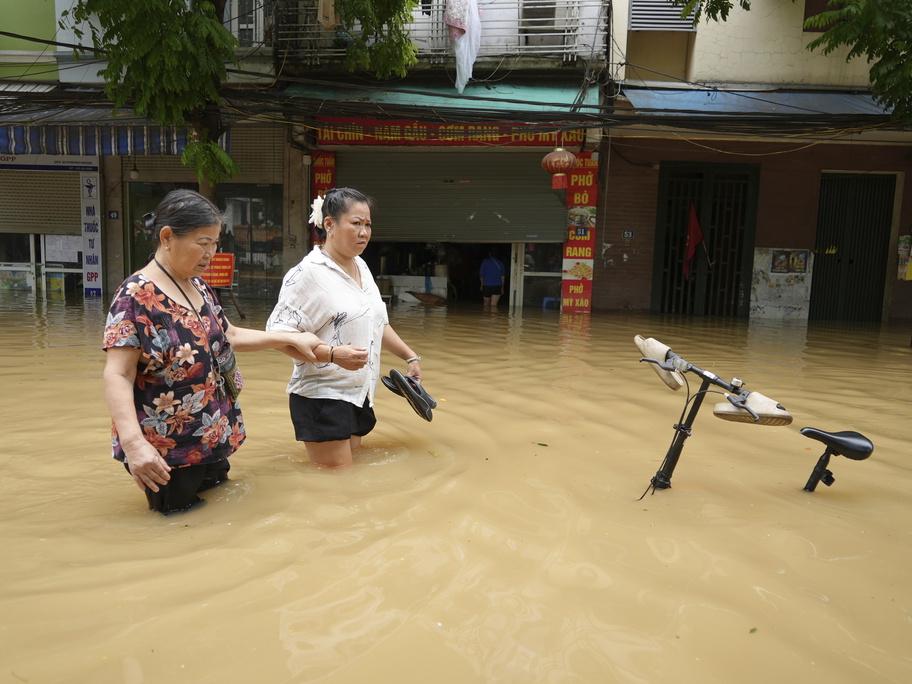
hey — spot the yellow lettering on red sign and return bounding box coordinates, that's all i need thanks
[201,253,235,288]
[572,192,591,205]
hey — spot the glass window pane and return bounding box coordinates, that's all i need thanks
[128,182,196,273]
[523,242,562,272]
[0,233,30,262]
[217,184,284,300]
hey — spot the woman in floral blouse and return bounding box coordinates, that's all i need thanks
[102,189,366,514]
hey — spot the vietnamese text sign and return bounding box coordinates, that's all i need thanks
[200,253,235,288]
[79,170,102,297]
[317,117,585,147]
[561,153,598,314]
[310,150,336,245]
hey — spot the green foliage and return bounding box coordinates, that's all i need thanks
[337,0,419,79]
[806,1,912,121]
[61,1,238,184]
[675,0,912,123]
[180,140,239,185]
[674,0,752,22]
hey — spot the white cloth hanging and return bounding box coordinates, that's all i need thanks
[445,0,481,93]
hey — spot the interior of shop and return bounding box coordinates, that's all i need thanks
[362,242,513,307]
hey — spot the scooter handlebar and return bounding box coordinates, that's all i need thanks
[713,390,793,426]
[635,334,792,427]
[634,335,685,391]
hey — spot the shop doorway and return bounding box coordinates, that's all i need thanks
[363,242,513,307]
[362,241,564,310]
[513,242,563,310]
[809,173,897,322]
[0,233,86,298]
[0,233,36,292]
[41,234,85,298]
[652,163,759,318]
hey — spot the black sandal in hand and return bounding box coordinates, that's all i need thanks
[382,368,437,422]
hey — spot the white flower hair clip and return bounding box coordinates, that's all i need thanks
[309,195,325,228]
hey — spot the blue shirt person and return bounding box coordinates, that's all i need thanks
[479,252,505,309]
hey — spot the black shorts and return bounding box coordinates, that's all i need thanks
[289,394,377,442]
[482,285,502,297]
[124,459,229,515]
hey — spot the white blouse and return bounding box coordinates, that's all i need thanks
[266,246,388,407]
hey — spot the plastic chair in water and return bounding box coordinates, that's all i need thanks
[542,296,560,311]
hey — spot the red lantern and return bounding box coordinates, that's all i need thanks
[541,147,577,190]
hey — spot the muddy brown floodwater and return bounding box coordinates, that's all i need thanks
[0,292,910,683]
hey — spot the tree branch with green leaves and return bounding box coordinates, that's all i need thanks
[62,0,239,190]
[337,0,419,79]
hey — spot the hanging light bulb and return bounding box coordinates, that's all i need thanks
[129,157,139,181]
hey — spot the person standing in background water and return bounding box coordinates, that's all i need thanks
[267,187,425,469]
[480,250,505,310]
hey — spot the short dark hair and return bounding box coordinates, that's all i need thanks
[315,187,373,239]
[144,189,222,243]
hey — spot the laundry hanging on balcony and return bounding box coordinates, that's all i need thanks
[445,0,481,93]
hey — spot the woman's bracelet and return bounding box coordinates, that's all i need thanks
[329,346,335,363]
[405,355,421,365]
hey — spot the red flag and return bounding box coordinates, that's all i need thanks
[683,202,704,279]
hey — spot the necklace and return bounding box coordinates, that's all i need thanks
[153,257,205,322]
[153,257,226,393]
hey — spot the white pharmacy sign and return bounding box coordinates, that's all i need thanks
[80,171,103,297]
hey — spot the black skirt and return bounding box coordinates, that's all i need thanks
[289,394,377,442]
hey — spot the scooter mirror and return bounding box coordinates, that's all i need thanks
[713,391,793,426]
[634,335,684,391]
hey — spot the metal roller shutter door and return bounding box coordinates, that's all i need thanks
[128,126,285,184]
[0,171,81,234]
[336,151,567,243]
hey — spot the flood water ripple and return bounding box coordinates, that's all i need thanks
[0,292,910,683]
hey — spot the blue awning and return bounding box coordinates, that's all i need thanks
[621,87,891,117]
[0,107,225,156]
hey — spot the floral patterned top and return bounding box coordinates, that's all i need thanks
[102,274,245,467]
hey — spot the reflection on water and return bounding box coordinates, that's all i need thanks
[1,291,910,683]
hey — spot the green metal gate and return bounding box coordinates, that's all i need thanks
[651,163,759,317]
[809,173,896,322]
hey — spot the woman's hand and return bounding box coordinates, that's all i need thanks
[283,332,320,363]
[123,438,171,493]
[331,345,368,371]
[405,360,422,381]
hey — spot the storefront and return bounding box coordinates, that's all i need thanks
[123,126,289,300]
[313,119,599,311]
[0,154,101,298]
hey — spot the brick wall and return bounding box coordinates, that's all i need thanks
[592,136,912,319]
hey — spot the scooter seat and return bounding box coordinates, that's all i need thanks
[800,427,873,461]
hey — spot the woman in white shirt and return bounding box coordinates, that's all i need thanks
[266,187,423,468]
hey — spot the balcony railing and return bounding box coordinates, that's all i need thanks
[274,0,608,66]
[225,0,273,49]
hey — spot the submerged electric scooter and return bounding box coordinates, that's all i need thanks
[634,335,874,495]
[635,335,792,495]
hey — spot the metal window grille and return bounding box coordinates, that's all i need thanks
[629,0,696,32]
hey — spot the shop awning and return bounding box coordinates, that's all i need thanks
[0,107,212,156]
[621,87,891,118]
[283,81,601,115]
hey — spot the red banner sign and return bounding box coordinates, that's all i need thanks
[310,150,336,245]
[200,253,235,288]
[316,117,585,147]
[561,152,598,313]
